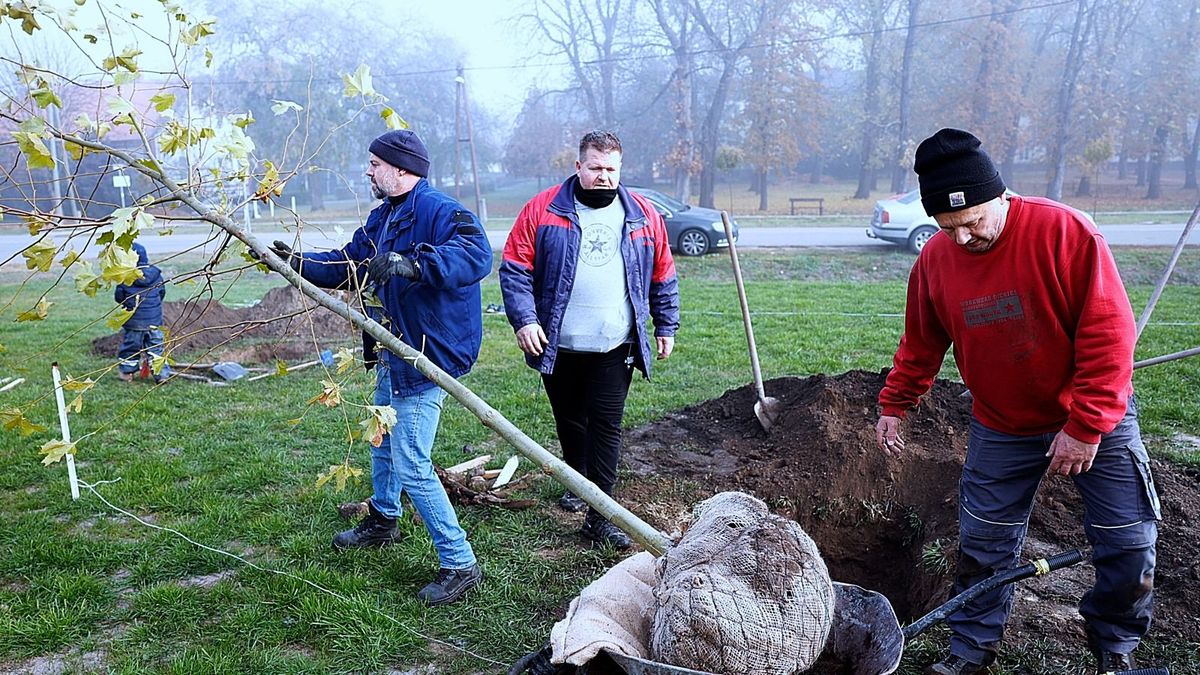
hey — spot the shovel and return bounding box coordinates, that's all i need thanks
[721,211,781,432]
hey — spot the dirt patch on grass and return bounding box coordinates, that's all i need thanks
[91,285,356,364]
[621,369,1200,670]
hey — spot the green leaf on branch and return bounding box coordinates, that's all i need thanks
[60,249,82,268]
[16,298,51,322]
[361,405,397,447]
[31,86,62,109]
[1,408,46,436]
[232,112,254,129]
[151,354,174,375]
[342,64,378,99]
[98,245,142,285]
[380,107,408,130]
[334,347,357,375]
[204,48,213,68]
[150,92,175,112]
[13,131,55,169]
[24,215,50,235]
[74,265,103,296]
[101,48,142,73]
[39,439,77,466]
[106,307,134,331]
[158,121,214,155]
[274,359,289,376]
[108,207,153,240]
[107,97,137,125]
[315,460,362,492]
[181,19,215,46]
[270,100,303,115]
[64,140,94,161]
[23,240,57,271]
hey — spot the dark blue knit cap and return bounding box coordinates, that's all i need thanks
[368,130,430,177]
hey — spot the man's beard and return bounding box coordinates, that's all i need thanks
[371,182,386,200]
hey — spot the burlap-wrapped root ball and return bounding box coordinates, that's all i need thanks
[650,491,835,674]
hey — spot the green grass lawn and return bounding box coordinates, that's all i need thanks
[0,248,1197,673]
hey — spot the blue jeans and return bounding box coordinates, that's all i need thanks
[117,328,170,380]
[949,400,1160,664]
[371,366,475,570]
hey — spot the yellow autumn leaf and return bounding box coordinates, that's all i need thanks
[274,358,289,376]
[30,86,62,109]
[334,347,357,375]
[68,395,83,413]
[16,298,51,322]
[39,439,77,466]
[308,380,342,408]
[360,405,397,447]
[380,107,408,130]
[98,245,142,285]
[254,161,284,202]
[342,64,377,99]
[106,307,134,331]
[13,131,55,169]
[22,240,57,272]
[25,215,49,235]
[1,408,47,436]
[63,376,96,393]
[64,140,94,161]
[315,461,362,492]
[101,48,141,73]
[150,92,175,112]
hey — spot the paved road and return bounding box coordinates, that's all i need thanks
[1,222,1195,263]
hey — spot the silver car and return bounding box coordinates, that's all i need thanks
[866,188,1018,254]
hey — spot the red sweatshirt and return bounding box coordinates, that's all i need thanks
[879,196,1135,444]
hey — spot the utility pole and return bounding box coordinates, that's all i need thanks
[453,65,484,222]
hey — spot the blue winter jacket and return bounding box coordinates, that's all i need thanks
[114,243,166,330]
[499,177,680,378]
[295,179,493,396]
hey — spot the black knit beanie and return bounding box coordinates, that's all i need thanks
[368,130,431,177]
[914,128,1005,216]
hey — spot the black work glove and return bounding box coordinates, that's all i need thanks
[367,252,420,286]
[250,240,301,272]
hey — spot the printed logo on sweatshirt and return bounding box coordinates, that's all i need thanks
[962,291,1024,327]
[579,221,620,266]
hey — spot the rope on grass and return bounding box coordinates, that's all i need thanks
[78,478,506,669]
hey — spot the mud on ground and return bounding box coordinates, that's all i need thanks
[92,285,356,364]
[621,370,1200,671]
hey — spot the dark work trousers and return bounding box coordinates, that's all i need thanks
[541,344,634,518]
[948,398,1161,665]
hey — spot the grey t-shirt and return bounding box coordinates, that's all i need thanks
[558,198,634,352]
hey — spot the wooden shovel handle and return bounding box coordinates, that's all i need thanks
[722,211,768,402]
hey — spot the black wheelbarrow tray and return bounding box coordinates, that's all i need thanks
[513,549,1169,675]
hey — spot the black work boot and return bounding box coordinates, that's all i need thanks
[557,491,587,513]
[926,654,993,675]
[331,502,402,550]
[1095,650,1136,674]
[417,564,482,606]
[581,511,633,550]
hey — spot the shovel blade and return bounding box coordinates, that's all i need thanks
[754,396,782,431]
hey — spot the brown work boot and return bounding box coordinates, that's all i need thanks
[1095,650,1135,674]
[926,654,993,675]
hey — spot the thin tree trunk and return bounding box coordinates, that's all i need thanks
[890,0,920,194]
[1185,116,1200,190]
[854,19,884,200]
[697,54,738,209]
[1136,155,1147,186]
[1146,125,1168,200]
[758,169,769,211]
[1046,0,1095,201]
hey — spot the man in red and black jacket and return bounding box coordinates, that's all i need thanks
[500,130,680,550]
[875,129,1161,675]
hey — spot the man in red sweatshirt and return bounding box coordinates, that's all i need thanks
[875,129,1161,675]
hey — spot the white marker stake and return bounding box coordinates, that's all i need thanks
[50,363,80,500]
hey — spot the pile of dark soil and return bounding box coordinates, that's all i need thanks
[621,369,1199,667]
[91,286,356,364]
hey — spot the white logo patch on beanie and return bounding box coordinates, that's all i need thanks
[949,191,966,208]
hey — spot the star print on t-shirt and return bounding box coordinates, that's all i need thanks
[579,222,619,266]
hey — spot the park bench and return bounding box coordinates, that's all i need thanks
[789,196,825,216]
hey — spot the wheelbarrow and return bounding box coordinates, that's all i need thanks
[511,549,1170,675]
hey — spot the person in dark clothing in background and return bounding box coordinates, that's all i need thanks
[499,130,680,550]
[114,242,171,384]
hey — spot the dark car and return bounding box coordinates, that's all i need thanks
[628,186,738,256]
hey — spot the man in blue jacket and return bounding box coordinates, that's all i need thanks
[265,130,492,606]
[500,130,680,550]
[115,242,171,384]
